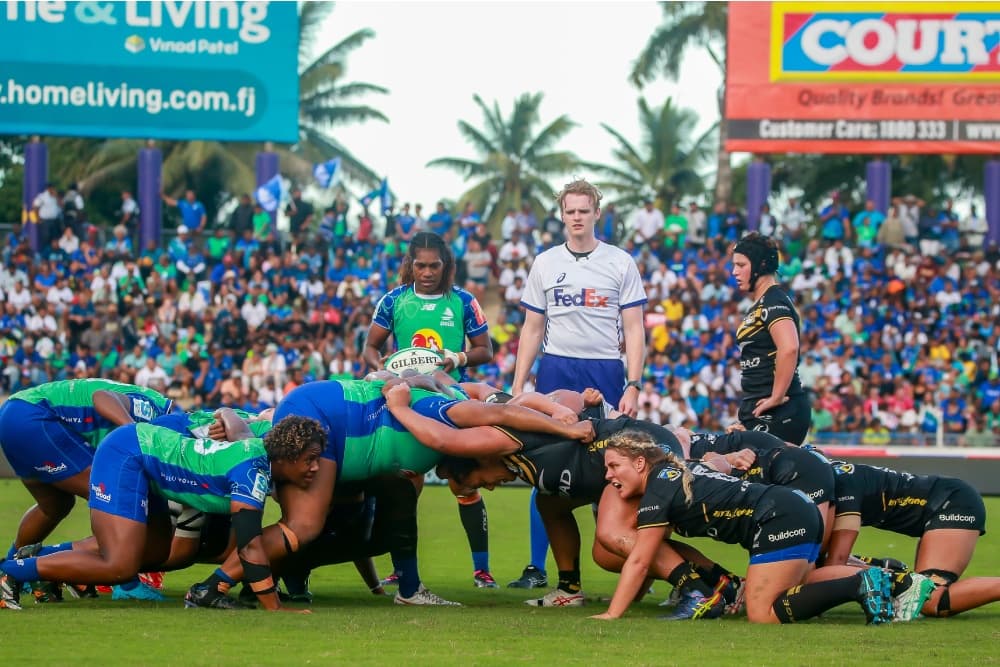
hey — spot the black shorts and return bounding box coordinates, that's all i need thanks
[768,446,835,506]
[739,393,811,445]
[748,487,823,564]
[924,478,987,535]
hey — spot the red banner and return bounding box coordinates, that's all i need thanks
[726,2,1000,153]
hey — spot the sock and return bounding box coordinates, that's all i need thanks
[457,498,489,572]
[118,577,140,591]
[666,562,714,597]
[204,568,237,594]
[391,555,420,598]
[772,575,860,623]
[557,569,581,593]
[528,488,548,572]
[5,543,16,560]
[1,556,39,582]
[36,542,73,557]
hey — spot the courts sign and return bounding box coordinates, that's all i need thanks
[0,1,298,141]
[727,2,1000,154]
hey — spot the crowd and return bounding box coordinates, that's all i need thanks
[4,183,998,447]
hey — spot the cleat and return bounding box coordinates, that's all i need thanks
[394,584,462,606]
[893,573,935,622]
[659,586,683,607]
[138,572,165,590]
[473,570,499,588]
[13,544,42,559]
[525,589,585,607]
[853,554,909,573]
[30,580,64,603]
[856,568,894,625]
[659,589,725,621]
[0,574,22,610]
[380,572,400,587]
[66,584,99,599]
[717,575,746,616]
[184,583,252,610]
[112,582,165,601]
[507,565,548,589]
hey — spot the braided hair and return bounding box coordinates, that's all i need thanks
[606,429,695,505]
[399,231,456,293]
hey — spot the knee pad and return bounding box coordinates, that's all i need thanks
[919,568,959,586]
[278,521,300,554]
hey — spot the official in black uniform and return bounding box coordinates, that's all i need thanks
[591,430,894,625]
[827,461,999,618]
[731,233,811,444]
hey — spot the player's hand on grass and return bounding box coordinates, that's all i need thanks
[590,612,617,620]
[274,607,312,614]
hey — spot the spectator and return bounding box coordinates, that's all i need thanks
[632,198,663,247]
[162,189,207,234]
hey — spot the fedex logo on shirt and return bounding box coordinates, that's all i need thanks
[553,288,609,308]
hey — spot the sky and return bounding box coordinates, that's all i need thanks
[318,1,723,209]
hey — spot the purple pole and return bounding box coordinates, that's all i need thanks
[256,147,279,228]
[22,139,48,252]
[985,160,1000,249]
[137,145,162,251]
[745,159,771,231]
[865,159,891,214]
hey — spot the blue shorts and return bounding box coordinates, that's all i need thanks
[0,399,94,482]
[535,354,626,406]
[88,424,167,523]
[273,383,346,469]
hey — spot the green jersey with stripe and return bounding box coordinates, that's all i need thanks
[12,379,174,448]
[134,423,270,514]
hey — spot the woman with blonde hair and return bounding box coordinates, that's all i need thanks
[591,430,922,624]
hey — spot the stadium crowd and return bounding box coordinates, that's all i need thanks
[4,184,998,447]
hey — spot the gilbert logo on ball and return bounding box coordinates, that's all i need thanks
[384,347,442,375]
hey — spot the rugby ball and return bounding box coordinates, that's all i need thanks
[384,347,442,376]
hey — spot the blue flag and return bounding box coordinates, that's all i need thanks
[360,177,389,210]
[313,157,341,189]
[255,174,282,213]
[379,177,392,214]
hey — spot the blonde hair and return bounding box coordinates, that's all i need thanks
[607,429,695,505]
[556,179,602,213]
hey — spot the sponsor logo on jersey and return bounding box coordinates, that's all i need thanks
[410,329,444,351]
[33,461,68,475]
[421,303,436,311]
[91,482,112,503]
[938,513,977,523]
[558,468,572,496]
[251,471,269,503]
[441,307,455,327]
[638,504,661,513]
[768,527,807,542]
[658,467,682,481]
[553,288,609,308]
[131,398,156,421]
[556,272,567,283]
[887,496,927,508]
[740,356,762,369]
[712,507,755,519]
[835,463,855,475]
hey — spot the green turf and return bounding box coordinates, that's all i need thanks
[1,480,998,666]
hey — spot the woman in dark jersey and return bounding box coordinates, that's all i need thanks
[590,430,893,625]
[731,233,810,444]
[824,460,1000,619]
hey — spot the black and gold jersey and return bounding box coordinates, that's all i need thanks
[832,462,941,537]
[735,285,803,400]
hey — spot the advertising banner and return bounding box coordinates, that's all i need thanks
[0,1,298,142]
[726,2,1000,153]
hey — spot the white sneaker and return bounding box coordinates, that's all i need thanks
[525,589,585,607]
[893,573,935,622]
[394,584,462,606]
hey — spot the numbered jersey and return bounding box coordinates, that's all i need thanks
[133,422,270,514]
[12,379,174,448]
[373,285,488,379]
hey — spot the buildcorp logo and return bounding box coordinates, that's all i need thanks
[768,527,806,542]
[939,513,977,523]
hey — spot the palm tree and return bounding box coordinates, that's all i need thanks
[583,97,714,213]
[427,93,579,228]
[631,2,730,204]
[72,2,387,215]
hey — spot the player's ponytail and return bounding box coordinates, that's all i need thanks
[607,429,694,505]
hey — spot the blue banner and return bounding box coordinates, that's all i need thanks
[0,1,298,141]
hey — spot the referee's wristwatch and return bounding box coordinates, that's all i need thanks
[623,380,641,392]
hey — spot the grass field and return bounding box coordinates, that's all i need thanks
[1,480,999,666]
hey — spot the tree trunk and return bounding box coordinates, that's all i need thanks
[714,85,732,205]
